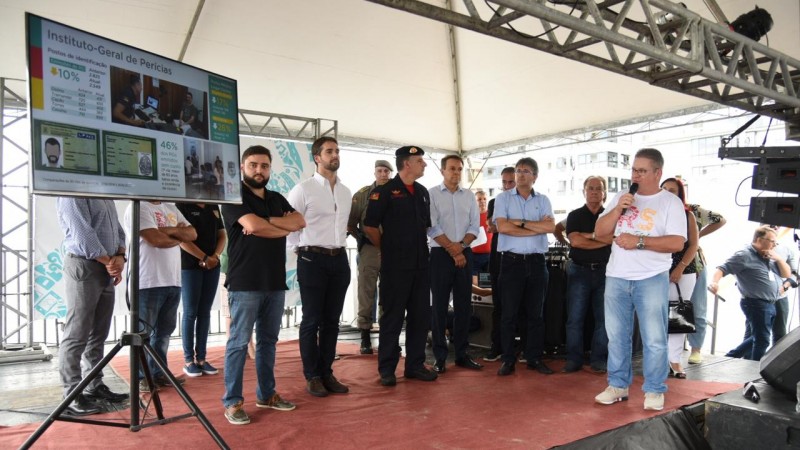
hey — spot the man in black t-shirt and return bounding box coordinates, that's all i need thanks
[219,145,306,425]
[563,176,612,373]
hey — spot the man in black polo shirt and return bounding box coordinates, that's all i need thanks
[563,176,612,373]
[219,145,306,425]
[364,145,438,386]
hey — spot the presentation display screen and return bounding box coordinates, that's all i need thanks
[26,13,242,203]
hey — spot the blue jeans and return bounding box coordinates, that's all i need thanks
[687,269,708,350]
[181,267,221,363]
[605,273,669,394]
[297,251,351,379]
[430,247,473,361]
[222,290,285,408]
[138,286,181,379]
[565,264,607,366]
[498,253,548,364]
[725,298,776,361]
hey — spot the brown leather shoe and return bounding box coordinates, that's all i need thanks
[321,374,349,394]
[306,377,328,397]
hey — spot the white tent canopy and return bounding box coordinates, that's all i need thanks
[1,0,798,152]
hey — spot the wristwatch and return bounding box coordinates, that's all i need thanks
[636,236,645,250]
[460,241,468,249]
[519,220,526,229]
[115,252,127,263]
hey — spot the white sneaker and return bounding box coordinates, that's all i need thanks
[688,352,703,365]
[594,386,629,405]
[644,392,664,411]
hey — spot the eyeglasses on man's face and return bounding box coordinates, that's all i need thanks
[631,168,651,175]
[760,236,778,245]
[515,169,534,175]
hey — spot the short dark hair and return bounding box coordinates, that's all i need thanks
[311,136,338,165]
[441,155,463,168]
[129,74,141,87]
[396,154,411,172]
[241,145,272,164]
[500,167,515,176]
[635,148,664,169]
[515,157,539,175]
[44,137,60,148]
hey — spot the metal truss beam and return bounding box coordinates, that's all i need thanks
[365,0,800,135]
[237,109,337,142]
[0,78,35,356]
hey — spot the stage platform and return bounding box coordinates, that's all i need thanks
[0,329,770,448]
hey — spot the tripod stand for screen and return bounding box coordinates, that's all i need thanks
[21,200,228,449]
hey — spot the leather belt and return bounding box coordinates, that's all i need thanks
[502,251,544,261]
[299,246,345,256]
[743,297,777,304]
[571,260,606,270]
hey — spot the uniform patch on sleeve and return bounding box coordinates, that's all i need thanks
[369,192,380,200]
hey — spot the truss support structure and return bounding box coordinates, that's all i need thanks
[365,0,800,154]
[0,77,41,364]
[238,109,337,142]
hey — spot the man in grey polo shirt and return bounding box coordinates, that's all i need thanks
[710,225,792,361]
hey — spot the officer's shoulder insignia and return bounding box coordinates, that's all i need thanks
[369,192,380,200]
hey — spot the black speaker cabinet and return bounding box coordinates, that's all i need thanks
[759,326,800,395]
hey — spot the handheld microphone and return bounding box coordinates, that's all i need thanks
[621,183,638,215]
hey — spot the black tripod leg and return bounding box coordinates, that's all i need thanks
[142,342,229,449]
[136,345,166,423]
[20,341,125,449]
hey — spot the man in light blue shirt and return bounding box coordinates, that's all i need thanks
[57,197,128,415]
[493,157,555,376]
[428,155,482,373]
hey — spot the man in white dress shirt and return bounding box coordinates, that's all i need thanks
[288,136,353,398]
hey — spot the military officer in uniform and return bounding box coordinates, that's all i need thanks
[364,146,438,386]
[347,159,394,354]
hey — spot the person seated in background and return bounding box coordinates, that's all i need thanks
[180,92,204,138]
[112,75,146,127]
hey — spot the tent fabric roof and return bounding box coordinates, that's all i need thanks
[1,0,798,152]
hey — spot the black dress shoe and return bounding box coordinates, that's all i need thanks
[527,360,554,375]
[561,361,582,373]
[404,367,438,381]
[455,356,483,370]
[85,385,129,403]
[322,374,349,393]
[307,377,329,397]
[497,362,515,376]
[64,394,101,416]
[380,373,397,386]
[433,360,447,374]
[360,329,373,354]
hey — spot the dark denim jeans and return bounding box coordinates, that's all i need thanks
[565,263,608,366]
[726,298,776,360]
[297,251,351,379]
[181,267,221,363]
[222,290,285,407]
[498,253,548,364]
[430,247,473,362]
[138,286,181,379]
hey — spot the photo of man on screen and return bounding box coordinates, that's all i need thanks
[42,137,63,169]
